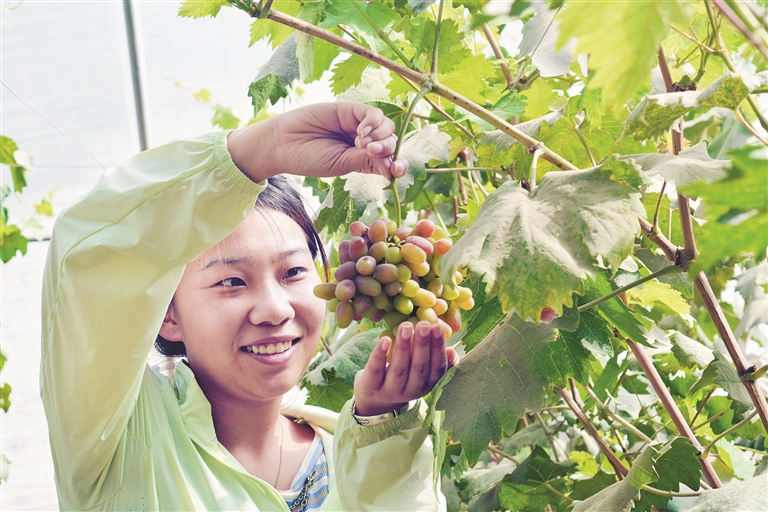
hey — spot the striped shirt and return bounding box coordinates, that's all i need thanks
[278,433,329,511]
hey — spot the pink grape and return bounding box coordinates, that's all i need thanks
[349,236,368,260]
[354,275,382,296]
[335,279,356,301]
[334,261,359,282]
[336,301,354,328]
[368,220,388,243]
[338,239,352,264]
[356,256,377,276]
[349,221,368,237]
[413,219,435,238]
[373,263,399,283]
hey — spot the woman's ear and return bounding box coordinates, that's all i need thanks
[158,305,184,342]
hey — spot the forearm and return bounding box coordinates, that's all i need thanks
[226,115,283,183]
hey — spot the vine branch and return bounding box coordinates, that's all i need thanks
[482,23,515,89]
[577,265,682,313]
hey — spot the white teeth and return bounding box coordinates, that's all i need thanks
[244,340,294,355]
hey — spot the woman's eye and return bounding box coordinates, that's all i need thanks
[284,267,307,280]
[217,277,246,287]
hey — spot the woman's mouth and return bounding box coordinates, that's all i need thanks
[240,338,299,355]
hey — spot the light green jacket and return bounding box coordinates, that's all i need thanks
[41,131,444,511]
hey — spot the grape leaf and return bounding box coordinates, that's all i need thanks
[635,439,702,512]
[626,72,768,141]
[460,297,505,351]
[499,446,576,511]
[248,74,289,115]
[0,135,19,165]
[436,314,552,464]
[341,173,389,216]
[0,224,28,263]
[440,54,496,104]
[736,288,768,337]
[439,156,648,321]
[304,370,353,413]
[177,0,228,18]
[736,260,768,302]
[407,0,434,14]
[583,270,651,347]
[686,473,768,512]
[519,1,575,77]
[572,444,659,512]
[315,177,355,239]
[211,105,240,130]
[670,332,714,369]
[330,54,371,95]
[692,351,753,408]
[561,308,615,359]
[0,382,11,413]
[681,146,768,274]
[304,329,381,387]
[498,424,548,455]
[556,0,690,105]
[622,142,729,186]
[533,333,593,387]
[627,280,691,317]
[249,0,301,48]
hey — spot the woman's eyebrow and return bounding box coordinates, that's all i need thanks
[199,247,310,272]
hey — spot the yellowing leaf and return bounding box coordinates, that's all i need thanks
[627,280,690,316]
[557,0,691,105]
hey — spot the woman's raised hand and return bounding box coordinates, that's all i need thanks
[227,103,409,183]
[352,321,459,418]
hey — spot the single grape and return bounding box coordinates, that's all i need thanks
[456,297,475,310]
[441,285,460,301]
[413,219,435,239]
[405,259,430,277]
[457,286,473,303]
[327,298,340,313]
[396,264,411,283]
[405,236,434,257]
[313,282,337,301]
[370,309,387,323]
[384,246,403,264]
[437,318,452,339]
[426,278,443,297]
[368,241,388,262]
[336,300,354,328]
[372,292,390,310]
[434,237,452,256]
[432,225,448,240]
[385,220,398,236]
[363,303,378,319]
[353,294,373,314]
[349,220,368,237]
[393,295,414,315]
[338,239,352,264]
[354,275,382,296]
[334,261,359,282]
[400,279,420,298]
[433,298,448,316]
[442,304,462,332]
[379,328,394,340]
[383,311,408,329]
[348,236,368,260]
[356,255,377,276]
[335,279,356,301]
[416,306,438,324]
[412,289,437,308]
[401,243,427,264]
[373,263,398,283]
[368,219,388,243]
[383,280,402,297]
[392,226,412,241]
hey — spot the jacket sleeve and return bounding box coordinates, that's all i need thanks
[333,399,446,511]
[40,131,266,495]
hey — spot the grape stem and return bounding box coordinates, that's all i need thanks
[389,83,433,227]
[577,264,682,313]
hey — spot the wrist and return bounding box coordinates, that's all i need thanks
[352,400,415,425]
[226,118,280,183]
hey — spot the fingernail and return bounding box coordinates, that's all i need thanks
[380,337,391,353]
[360,125,372,137]
[367,142,382,154]
[419,323,430,336]
[355,137,362,149]
[395,161,406,177]
[400,322,413,338]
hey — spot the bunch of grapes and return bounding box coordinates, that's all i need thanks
[313,218,474,340]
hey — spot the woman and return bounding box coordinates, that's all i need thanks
[41,103,456,511]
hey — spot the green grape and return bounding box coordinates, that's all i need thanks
[416,306,438,324]
[384,246,403,264]
[372,292,390,310]
[393,295,414,315]
[426,278,443,297]
[369,241,388,262]
[400,279,420,298]
[383,311,407,329]
[356,255,377,276]
[327,298,340,313]
[401,243,426,264]
[386,220,398,236]
[396,264,411,283]
[313,282,337,300]
[412,289,437,308]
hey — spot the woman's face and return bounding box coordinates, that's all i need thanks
[162,209,325,405]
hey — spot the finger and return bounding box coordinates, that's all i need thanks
[427,323,449,388]
[390,157,408,179]
[364,135,397,158]
[359,336,391,391]
[357,118,396,148]
[382,322,413,395]
[356,107,384,139]
[365,155,395,180]
[404,321,435,397]
[446,347,460,368]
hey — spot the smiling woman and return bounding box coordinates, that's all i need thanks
[40,103,455,511]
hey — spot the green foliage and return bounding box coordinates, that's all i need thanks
[193,0,768,505]
[178,0,228,18]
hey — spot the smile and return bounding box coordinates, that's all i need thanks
[240,338,299,355]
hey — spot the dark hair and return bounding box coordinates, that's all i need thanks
[154,175,328,357]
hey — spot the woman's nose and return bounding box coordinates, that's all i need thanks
[248,283,295,326]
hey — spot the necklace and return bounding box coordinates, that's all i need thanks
[274,421,284,489]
